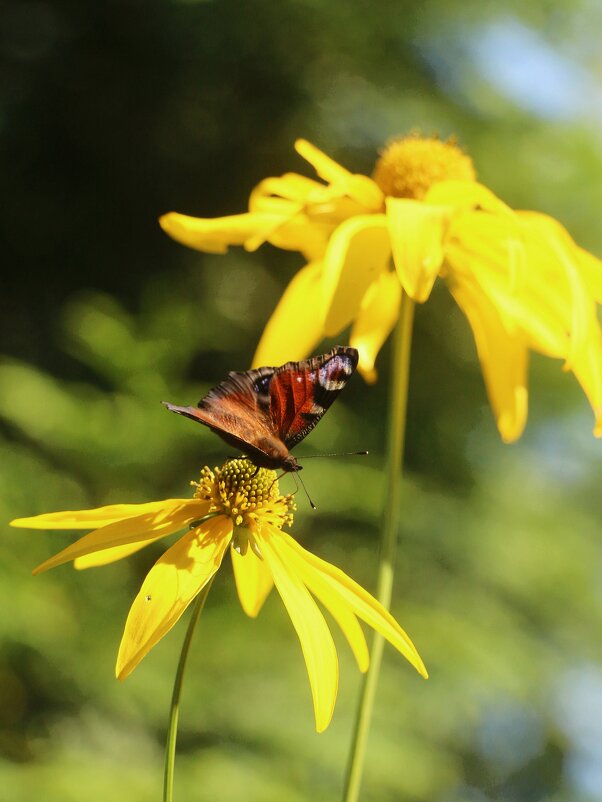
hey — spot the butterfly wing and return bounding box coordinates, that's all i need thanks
[163,367,279,464]
[268,346,358,448]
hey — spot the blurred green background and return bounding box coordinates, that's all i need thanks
[3,1,602,800]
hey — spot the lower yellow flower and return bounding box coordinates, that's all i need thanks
[11,459,427,732]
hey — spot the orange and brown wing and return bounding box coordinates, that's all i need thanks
[163,367,277,462]
[269,346,358,448]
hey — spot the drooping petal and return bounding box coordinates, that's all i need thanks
[517,211,602,303]
[116,515,232,679]
[320,215,391,336]
[575,246,602,304]
[425,180,513,216]
[252,262,325,367]
[250,173,327,207]
[10,499,195,530]
[350,271,402,383]
[159,211,288,254]
[449,276,529,443]
[231,543,274,617]
[387,197,450,303]
[255,528,339,732]
[31,500,209,575]
[277,537,369,672]
[568,325,602,437]
[266,214,332,260]
[447,214,569,358]
[276,531,427,679]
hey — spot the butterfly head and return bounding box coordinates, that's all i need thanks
[281,454,302,473]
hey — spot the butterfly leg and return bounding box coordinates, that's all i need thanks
[269,471,288,492]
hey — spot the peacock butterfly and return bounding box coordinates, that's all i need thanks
[163,346,358,472]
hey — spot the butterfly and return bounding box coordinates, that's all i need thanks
[163,346,359,472]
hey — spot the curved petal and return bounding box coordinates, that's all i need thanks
[449,277,529,443]
[447,214,570,357]
[278,531,427,679]
[11,499,195,530]
[516,211,602,303]
[279,538,369,672]
[426,180,513,216]
[231,542,274,617]
[256,528,339,732]
[250,173,331,208]
[159,211,288,254]
[350,271,402,383]
[321,215,390,336]
[252,262,325,367]
[295,139,383,211]
[569,326,602,437]
[31,500,209,575]
[74,539,160,570]
[575,246,602,305]
[266,215,332,260]
[116,515,233,679]
[387,198,450,302]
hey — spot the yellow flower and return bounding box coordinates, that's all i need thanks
[11,459,426,732]
[160,135,602,443]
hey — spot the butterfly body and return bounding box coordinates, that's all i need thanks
[163,346,358,472]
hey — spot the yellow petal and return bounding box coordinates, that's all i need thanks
[159,211,287,254]
[575,246,602,305]
[450,277,529,443]
[250,173,330,208]
[74,539,159,570]
[447,214,569,357]
[11,499,194,530]
[31,500,209,575]
[350,271,402,383]
[387,198,450,303]
[295,139,383,211]
[278,531,427,679]
[278,537,369,672]
[523,207,602,306]
[321,215,391,336]
[256,528,339,733]
[231,543,274,618]
[295,139,351,184]
[569,326,602,437]
[116,515,232,679]
[425,180,513,216]
[252,262,325,367]
[266,215,332,260]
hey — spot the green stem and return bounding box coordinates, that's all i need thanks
[343,293,415,802]
[163,574,215,802]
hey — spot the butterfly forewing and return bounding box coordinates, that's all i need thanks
[163,369,276,461]
[269,347,359,448]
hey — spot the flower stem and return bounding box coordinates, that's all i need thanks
[163,575,215,802]
[343,292,415,802]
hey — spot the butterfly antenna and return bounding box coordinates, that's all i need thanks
[301,450,369,459]
[295,471,317,510]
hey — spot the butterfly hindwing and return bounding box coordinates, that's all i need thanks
[269,346,359,448]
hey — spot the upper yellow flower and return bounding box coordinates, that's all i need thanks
[11,459,426,732]
[160,134,602,443]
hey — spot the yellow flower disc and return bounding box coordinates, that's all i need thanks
[193,458,295,530]
[372,134,476,200]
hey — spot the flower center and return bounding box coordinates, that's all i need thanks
[372,133,476,200]
[193,458,295,530]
